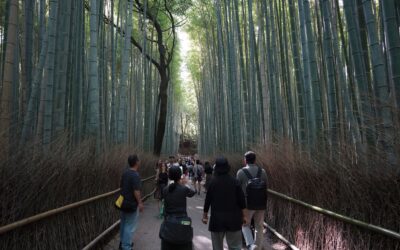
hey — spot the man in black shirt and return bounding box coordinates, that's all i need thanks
[119,155,143,250]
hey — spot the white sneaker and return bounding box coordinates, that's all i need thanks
[247,244,257,250]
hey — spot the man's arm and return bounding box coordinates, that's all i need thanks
[133,174,144,212]
[202,186,212,224]
[134,190,144,212]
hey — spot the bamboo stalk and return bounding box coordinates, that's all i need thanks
[267,189,400,240]
[0,175,156,235]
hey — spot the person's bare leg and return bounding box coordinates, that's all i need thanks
[198,181,201,194]
[254,210,265,250]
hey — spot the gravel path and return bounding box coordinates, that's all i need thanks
[104,181,286,250]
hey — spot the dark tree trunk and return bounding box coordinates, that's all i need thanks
[153,69,169,156]
[88,0,177,155]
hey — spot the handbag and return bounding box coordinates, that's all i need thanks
[114,194,137,212]
[159,215,193,244]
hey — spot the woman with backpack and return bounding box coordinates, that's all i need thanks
[159,165,196,250]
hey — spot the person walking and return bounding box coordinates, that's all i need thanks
[237,151,268,250]
[204,161,213,192]
[119,155,144,250]
[193,160,204,195]
[155,162,168,218]
[202,157,247,250]
[160,165,196,250]
[187,160,194,180]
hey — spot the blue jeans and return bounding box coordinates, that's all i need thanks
[120,210,139,250]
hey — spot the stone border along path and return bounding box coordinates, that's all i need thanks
[103,180,287,250]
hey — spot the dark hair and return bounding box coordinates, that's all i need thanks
[160,162,167,172]
[168,166,182,192]
[196,159,200,164]
[128,155,139,167]
[244,151,256,164]
[214,156,230,175]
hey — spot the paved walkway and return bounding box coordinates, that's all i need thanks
[104,182,286,250]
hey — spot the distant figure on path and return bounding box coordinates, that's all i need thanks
[193,160,204,195]
[160,166,196,250]
[119,155,144,250]
[237,151,268,250]
[167,155,179,169]
[202,157,247,250]
[187,160,194,180]
[155,161,168,217]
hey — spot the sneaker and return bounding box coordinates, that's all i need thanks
[119,242,134,250]
[247,244,257,250]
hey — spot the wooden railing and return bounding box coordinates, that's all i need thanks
[1,177,398,249]
[0,175,156,236]
[267,189,400,240]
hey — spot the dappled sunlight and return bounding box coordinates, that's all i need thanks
[271,242,288,250]
[193,235,213,249]
[295,227,315,250]
[294,220,351,250]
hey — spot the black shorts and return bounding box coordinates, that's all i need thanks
[194,177,202,182]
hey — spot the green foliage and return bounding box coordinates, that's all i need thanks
[170,40,183,103]
[187,51,201,83]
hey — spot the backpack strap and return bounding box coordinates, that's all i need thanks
[242,169,254,180]
[256,167,262,178]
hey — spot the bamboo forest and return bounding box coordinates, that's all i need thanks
[0,0,399,250]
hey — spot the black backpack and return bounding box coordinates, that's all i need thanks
[196,165,202,177]
[242,167,267,210]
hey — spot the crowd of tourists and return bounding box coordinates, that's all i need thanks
[115,151,268,250]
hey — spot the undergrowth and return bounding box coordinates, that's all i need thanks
[0,138,158,250]
[225,141,400,250]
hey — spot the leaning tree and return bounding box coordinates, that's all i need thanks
[132,0,192,156]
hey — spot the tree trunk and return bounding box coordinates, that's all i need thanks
[0,0,18,156]
[381,0,400,108]
[88,0,100,147]
[153,70,169,156]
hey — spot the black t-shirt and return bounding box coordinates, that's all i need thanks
[162,184,196,216]
[204,165,213,174]
[203,174,246,232]
[120,168,141,207]
[158,172,168,185]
